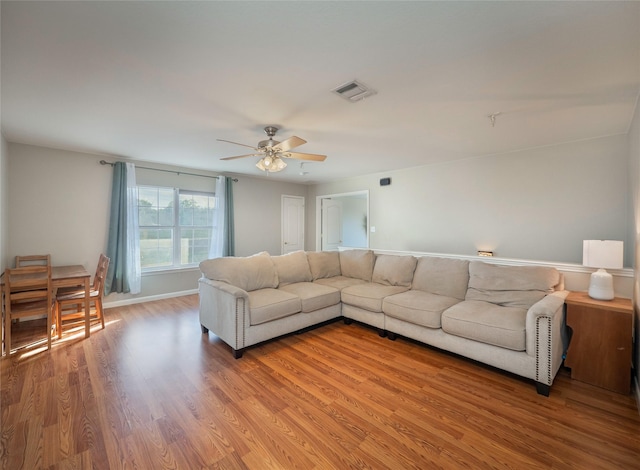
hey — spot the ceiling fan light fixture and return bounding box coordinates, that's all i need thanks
[272,157,287,171]
[256,156,287,173]
[220,126,326,169]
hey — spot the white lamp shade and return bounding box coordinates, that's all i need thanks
[582,240,623,269]
[256,156,287,172]
[583,240,623,301]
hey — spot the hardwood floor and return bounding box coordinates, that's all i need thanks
[2,294,639,469]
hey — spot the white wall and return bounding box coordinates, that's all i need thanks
[8,144,112,269]
[6,143,308,304]
[232,176,307,256]
[0,134,8,269]
[0,8,5,270]
[308,134,632,266]
[628,95,640,401]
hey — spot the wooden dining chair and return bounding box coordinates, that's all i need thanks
[55,254,110,338]
[15,254,51,267]
[4,265,55,355]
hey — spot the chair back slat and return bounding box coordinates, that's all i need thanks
[54,254,110,339]
[94,254,110,296]
[6,265,51,292]
[15,254,51,268]
[4,265,54,352]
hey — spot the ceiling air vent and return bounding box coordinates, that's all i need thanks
[331,79,376,102]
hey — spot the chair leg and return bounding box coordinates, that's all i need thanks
[47,307,52,351]
[56,302,62,339]
[97,299,105,329]
[4,310,10,356]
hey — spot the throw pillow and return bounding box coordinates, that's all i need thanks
[339,249,375,282]
[271,251,313,286]
[199,251,278,292]
[372,254,417,287]
[307,251,341,279]
[465,261,559,310]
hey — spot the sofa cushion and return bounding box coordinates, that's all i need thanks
[341,283,409,312]
[271,251,312,286]
[383,290,461,329]
[465,261,559,309]
[339,249,375,282]
[200,252,278,292]
[412,256,469,300]
[372,254,417,287]
[307,251,342,280]
[314,276,367,290]
[441,300,527,351]
[279,282,341,313]
[248,288,301,325]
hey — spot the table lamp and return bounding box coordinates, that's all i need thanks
[582,240,623,300]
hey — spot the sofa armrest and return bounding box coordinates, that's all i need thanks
[201,277,250,299]
[525,290,569,387]
[199,277,250,352]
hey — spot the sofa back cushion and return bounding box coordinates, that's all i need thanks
[339,249,375,282]
[199,252,278,292]
[307,251,341,280]
[465,261,560,309]
[271,251,312,286]
[412,256,470,300]
[372,254,417,287]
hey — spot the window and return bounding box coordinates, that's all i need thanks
[137,186,216,270]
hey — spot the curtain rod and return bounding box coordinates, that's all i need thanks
[99,160,238,182]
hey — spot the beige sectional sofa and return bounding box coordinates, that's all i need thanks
[199,249,568,395]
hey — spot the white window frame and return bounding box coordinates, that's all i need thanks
[138,185,215,272]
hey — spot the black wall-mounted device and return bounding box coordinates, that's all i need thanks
[380,177,391,186]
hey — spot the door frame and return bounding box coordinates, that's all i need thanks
[315,190,369,251]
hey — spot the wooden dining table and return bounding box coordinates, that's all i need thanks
[2,265,92,341]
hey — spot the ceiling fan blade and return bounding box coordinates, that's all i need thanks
[282,151,327,162]
[220,153,261,161]
[217,139,258,150]
[275,136,306,152]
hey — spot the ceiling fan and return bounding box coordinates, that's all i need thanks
[218,126,327,173]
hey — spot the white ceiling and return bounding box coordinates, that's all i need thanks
[2,1,639,183]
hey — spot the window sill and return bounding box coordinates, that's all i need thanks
[142,266,201,276]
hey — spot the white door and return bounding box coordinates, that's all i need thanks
[282,196,305,254]
[321,198,343,251]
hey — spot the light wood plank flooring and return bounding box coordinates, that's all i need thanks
[2,294,639,469]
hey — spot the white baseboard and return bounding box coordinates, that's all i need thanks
[103,289,198,309]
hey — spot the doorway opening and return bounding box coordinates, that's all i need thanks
[316,190,369,251]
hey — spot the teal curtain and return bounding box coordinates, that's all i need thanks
[105,162,141,295]
[209,176,235,258]
[224,176,235,256]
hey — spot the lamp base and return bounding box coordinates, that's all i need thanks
[588,268,615,300]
